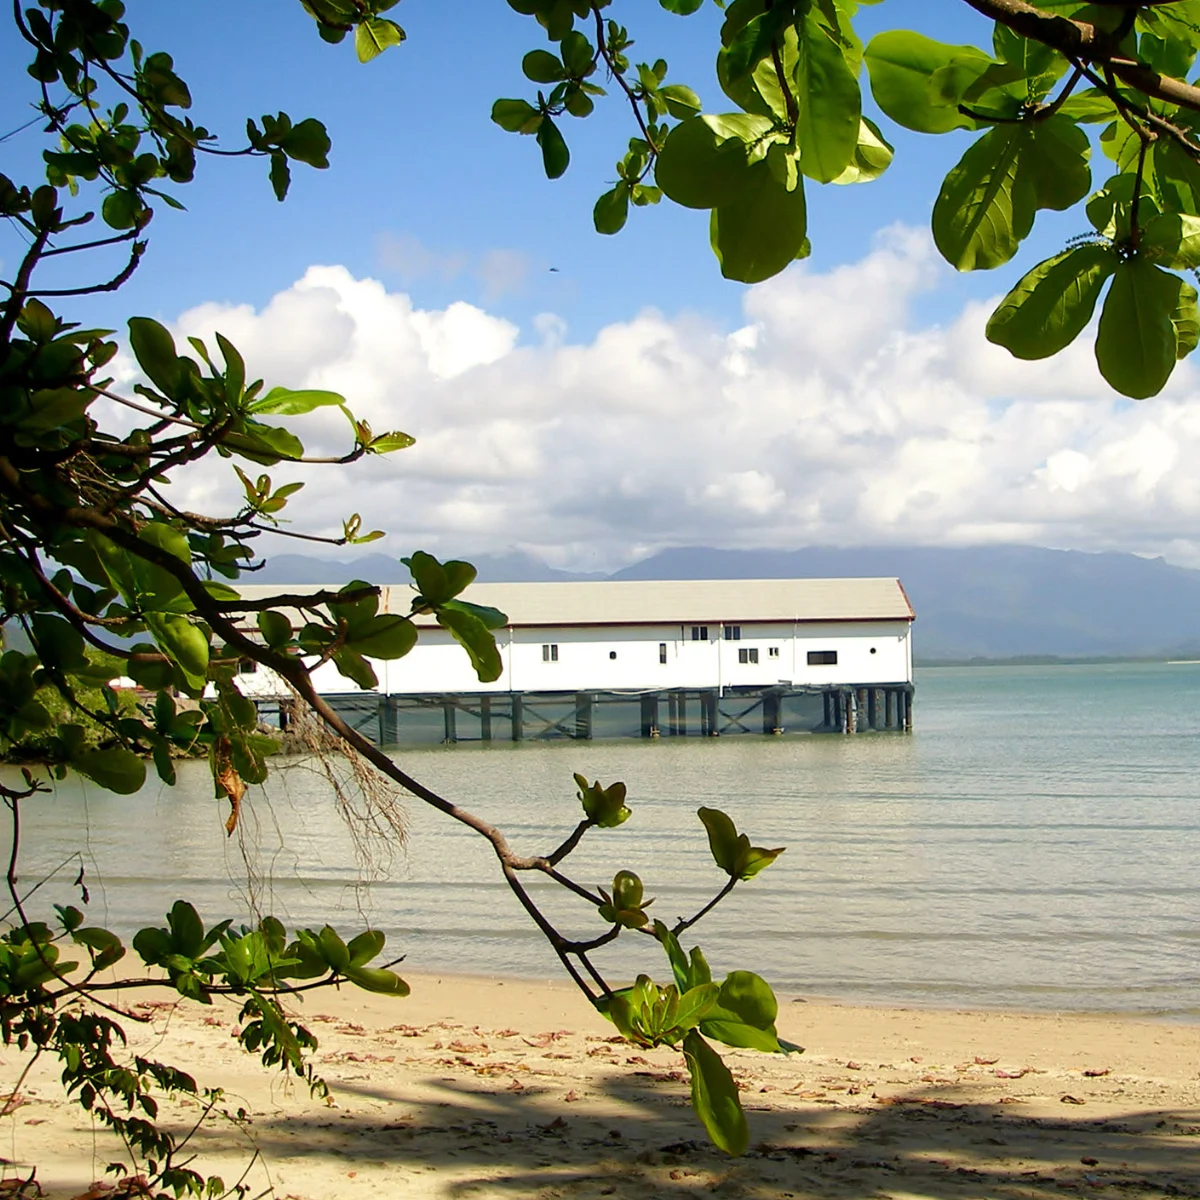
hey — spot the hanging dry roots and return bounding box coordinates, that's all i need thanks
[276,682,409,873]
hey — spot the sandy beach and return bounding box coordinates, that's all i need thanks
[3,973,1200,1199]
[7,974,1200,1200]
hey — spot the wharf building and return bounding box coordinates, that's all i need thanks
[233,578,915,746]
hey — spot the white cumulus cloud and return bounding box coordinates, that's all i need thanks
[128,229,1200,569]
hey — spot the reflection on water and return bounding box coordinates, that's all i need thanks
[5,662,1200,1014]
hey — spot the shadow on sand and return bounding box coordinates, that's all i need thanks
[226,1064,1200,1198]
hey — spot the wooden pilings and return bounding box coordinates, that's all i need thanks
[818,684,914,735]
[286,683,914,747]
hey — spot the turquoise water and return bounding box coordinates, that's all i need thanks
[6,663,1200,1014]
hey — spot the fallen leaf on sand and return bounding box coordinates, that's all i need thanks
[1062,1094,1087,1104]
[1083,1068,1111,1077]
[506,1078,525,1092]
[995,1068,1029,1079]
[975,1055,999,1065]
[564,1089,581,1102]
[523,1030,569,1048]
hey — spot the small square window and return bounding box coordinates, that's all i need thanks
[723,625,741,641]
[807,650,838,666]
[690,625,708,641]
[542,644,558,662]
[659,643,667,664]
[738,647,759,665]
[768,647,780,658]
[609,650,617,660]
[238,659,258,676]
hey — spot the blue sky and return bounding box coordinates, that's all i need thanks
[5,0,1057,335]
[4,2,1197,571]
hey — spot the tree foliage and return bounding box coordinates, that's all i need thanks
[3,0,1197,1189]
[491,0,1200,399]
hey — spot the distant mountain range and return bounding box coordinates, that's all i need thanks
[252,545,1200,662]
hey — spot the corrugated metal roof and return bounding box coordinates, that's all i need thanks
[233,578,914,627]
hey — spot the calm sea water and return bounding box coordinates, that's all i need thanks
[6,663,1200,1015]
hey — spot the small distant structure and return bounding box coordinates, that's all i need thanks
[233,578,915,746]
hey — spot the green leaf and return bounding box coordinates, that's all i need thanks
[101,189,141,230]
[72,927,126,971]
[865,31,986,134]
[1022,115,1091,212]
[127,317,180,396]
[660,83,702,119]
[257,610,292,648]
[736,843,785,879]
[659,0,704,12]
[249,387,347,416]
[831,117,894,186]
[280,117,331,168]
[366,430,416,454]
[655,115,770,210]
[537,115,570,179]
[318,925,350,972]
[346,929,386,967]
[655,921,692,991]
[403,551,476,604]
[794,10,862,184]
[1173,280,1200,360]
[986,244,1117,360]
[73,746,146,795]
[698,806,740,874]
[992,22,1062,88]
[710,160,807,284]
[932,124,1034,271]
[492,99,543,134]
[594,184,630,234]
[699,971,786,1053]
[1142,212,1200,270]
[347,614,417,659]
[682,1030,748,1155]
[145,613,209,694]
[438,598,506,630]
[331,646,378,689]
[269,151,290,201]
[1095,260,1184,399]
[673,982,721,1033]
[436,607,503,683]
[168,901,206,958]
[344,965,411,995]
[575,775,631,828]
[356,16,405,62]
[716,970,776,1029]
[523,49,565,83]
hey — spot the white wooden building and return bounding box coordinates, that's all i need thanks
[232,578,915,742]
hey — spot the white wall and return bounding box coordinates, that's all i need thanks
[232,620,912,698]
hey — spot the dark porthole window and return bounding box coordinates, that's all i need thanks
[609,651,617,660]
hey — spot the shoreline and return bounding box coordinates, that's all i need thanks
[7,970,1200,1199]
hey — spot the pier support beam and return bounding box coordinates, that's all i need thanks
[763,692,781,735]
[845,689,857,735]
[575,693,593,740]
[703,690,718,736]
[511,694,523,742]
[480,695,492,742]
[442,699,457,744]
[640,693,658,739]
